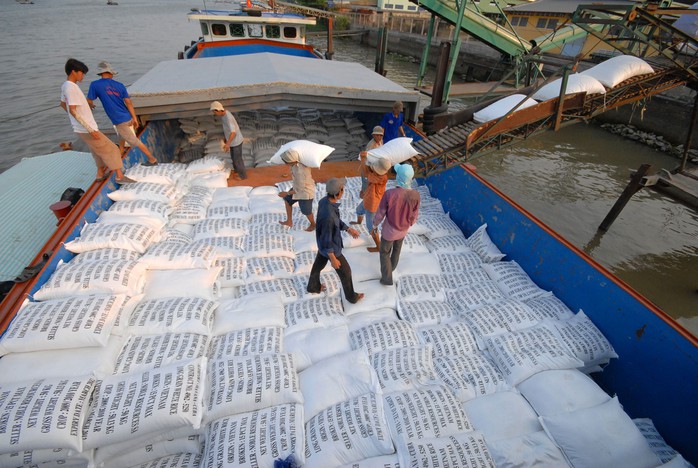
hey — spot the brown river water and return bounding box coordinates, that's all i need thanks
[0,0,695,333]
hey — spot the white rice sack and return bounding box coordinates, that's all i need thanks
[399,432,495,468]
[70,247,141,265]
[486,430,567,468]
[191,236,244,258]
[284,296,346,335]
[383,386,473,446]
[532,73,607,101]
[401,233,430,253]
[293,250,329,275]
[124,163,187,186]
[0,295,125,355]
[202,404,304,468]
[0,376,96,452]
[212,185,252,202]
[108,199,172,221]
[517,369,611,417]
[397,274,447,302]
[249,193,287,215]
[139,243,217,270]
[581,54,654,88]
[337,454,400,468]
[285,325,351,372]
[192,218,248,240]
[82,359,206,450]
[143,267,220,301]
[96,212,167,232]
[33,260,146,301]
[539,397,661,468]
[464,391,541,442]
[107,182,181,205]
[370,345,438,393]
[249,186,280,197]
[246,221,291,237]
[539,310,619,368]
[243,233,294,259]
[0,448,93,468]
[445,280,505,313]
[392,253,441,281]
[157,227,192,245]
[442,269,492,289]
[350,320,419,355]
[417,321,480,356]
[435,352,510,402]
[347,308,399,332]
[102,435,200,468]
[366,137,418,166]
[304,394,394,468]
[523,292,575,321]
[189,171,229,188]
[168,200,208,226]
[420,215,463,241]
[291,230,318,254]
[397,300,456,327]
[485,326,584,386]
[213,294,285,334]
[215,256,247,287]
[466,224,505,263]
[64,223,159,254]
[204,353,302,422]
[342,222,374,249]
[186,155,225,174]
[206,204,251,220]
[299,349,381,423]
[473,94,539,123]
[127,297,216,336]
[342,280,396,315]
[436,251,483,273]
[463,299,541,348]
[268,140,335,168]
[207,326,283,360]
[238,278,298,304]
[0,335,123,383]
[246,255,294,282]
[342,249,382,283]
[633,418,681,465]
[425,235,471,253]
[113,332,209,375]
[482,261,548,301]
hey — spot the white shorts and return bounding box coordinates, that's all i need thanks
[114,122,141,147]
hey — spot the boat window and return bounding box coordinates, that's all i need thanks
[407,5,417,10]
[248,24,263,38]
[547,19,558,29]
[536,18,547,28]
[211,23,228,37]
[200,22,209,36]
[230,23,245,37]
[265,25,281,38]
[394,4,404,9]
[384,3,393,8]
[283,26,297,38]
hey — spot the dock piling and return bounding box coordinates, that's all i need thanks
[599,163,653,232]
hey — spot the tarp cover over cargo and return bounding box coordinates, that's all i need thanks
[129,53,420,121]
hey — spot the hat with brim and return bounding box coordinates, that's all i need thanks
[326,177,347,196]
[210,101,225,112]
[96,61,117,76]
[372,126,384,136]
[368,157,392,176]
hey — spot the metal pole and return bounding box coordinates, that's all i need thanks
[554,66,571,131]
[417,16,436,88]
[443,0,467,102]
[681,92,698,172]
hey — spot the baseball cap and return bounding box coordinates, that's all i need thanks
[210,101,225,112]
[326,177,347,196]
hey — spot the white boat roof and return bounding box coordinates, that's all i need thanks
[128,54,420,121]
[0,151,94,282]
[189,10,317,25]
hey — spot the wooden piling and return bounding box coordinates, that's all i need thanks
[598,163,653,232]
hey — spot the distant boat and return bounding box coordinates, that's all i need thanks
[106,0,118,4]
[16,0,35,4]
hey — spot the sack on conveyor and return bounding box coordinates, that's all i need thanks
[532,73,606,101]
[580,54,654,88]
[473,94,539,124]
[267,140,335,168]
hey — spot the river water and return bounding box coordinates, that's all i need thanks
[1,0,696,333]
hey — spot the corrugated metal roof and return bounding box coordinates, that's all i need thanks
[506,0,638,13]
[0,151,95,281]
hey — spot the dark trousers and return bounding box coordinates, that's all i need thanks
[230,143,247,179]
[379,237,404,285]
[307,253,360,303]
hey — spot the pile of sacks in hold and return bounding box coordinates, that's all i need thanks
[176,108,369,168]
[471,55,656,124]
[0,157,691,468]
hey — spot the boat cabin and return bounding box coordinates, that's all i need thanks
[185,8,319,59]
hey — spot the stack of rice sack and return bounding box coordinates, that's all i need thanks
[176,109,369,169]
[0,168,690,467]
[473,55,655,124]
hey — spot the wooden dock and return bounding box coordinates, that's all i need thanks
[648,166,698,209]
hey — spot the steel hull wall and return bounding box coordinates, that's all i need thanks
[425,165,698,464]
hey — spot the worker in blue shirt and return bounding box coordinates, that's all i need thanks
[307,178,364,304]
[379,101,406,143]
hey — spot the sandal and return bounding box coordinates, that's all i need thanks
[142,160,158,167]
[115,176,136,184]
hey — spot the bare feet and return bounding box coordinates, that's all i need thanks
[366,247,380,253]
[279,220,293,228]
[352,293,365,303]
[320,284,327,292]
[305,223,316,232]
